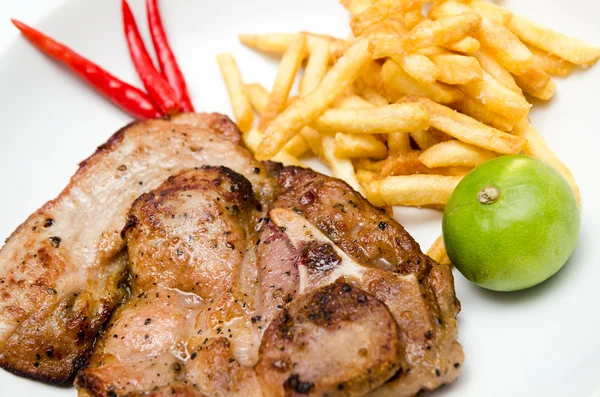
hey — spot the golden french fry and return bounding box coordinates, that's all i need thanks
[379,151,431,176]
[239,33,347,58]
[376,151,472,178]
[401,8,425,30]
[381,59,463,105]
[242,128,305,167]
[512,119,581,205]
[244,83,270,115]
[419,140,497,168]
[459,71,531,121]
[243,83,309,156]
[391,54,439,85]
[451,96,515,132]
[259,34,307,130]
[509,16,600,66]
[513,67,555,101]
[388,132,412,155]
[356,168,377,184]
[366,174,464,206]
[216,53,254,133]
[340,0,372,16]
[443,36,481,54]
[300,38,331,96]
[410,130,444,150]
[355,81,389,106]
[358,60,385,92]
[350,0,421,36]
[429,54,483,85]
[335,132,388,159]
[427,235,452,266]
[256,39,372,160]
[321,135,366,195]
[476,17,535,75]
[527,44,574,77]
[402,96,525,154]
[312,103,430,134]
[354,157,387,172]
[238,33,293,55]
[334,94,374,109]
[430,1,534,75]
[299,126,323,156]
[472,51,522,93]
[468,0,513,26]
[370,13,482,58]
[333,95,393,158]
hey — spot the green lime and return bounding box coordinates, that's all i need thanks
[442,154,580,292]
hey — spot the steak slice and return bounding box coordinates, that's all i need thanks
[257,167,463,397]
[77,168,264,397]
[0,113,275,384]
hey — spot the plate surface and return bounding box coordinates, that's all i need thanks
[0,0,599,396]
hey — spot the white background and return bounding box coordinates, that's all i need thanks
[0,0,66,52]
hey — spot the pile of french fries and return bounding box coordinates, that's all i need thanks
[217,0,599,261]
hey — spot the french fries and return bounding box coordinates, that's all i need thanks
[335,132,388,159]
[239,33,347,58]
[340,0,372,16]
[419,140,497,168]
[443,36,480,54]
[242,128,304,167]
[513,68,555,101]
[256,39,371,160]
[403,96,525,154]
[430,1,534,75]
[312,103,430,135]
[300,38,331,96]
[370,13,482,58]
[410,130,445,150]
[223,0,593,224]
[528,45,574,77]
[350,0,420,36]
[429,54,483,85]
[512,119,581,205]
[509,16,600,66]
[472,50,522,93]
[321,135,365,195]
[216,53,253,132]
[459,72,531,121]
[244,83,309,157]
[427,235,452,266]
[451,96,515,132]
[468,0,513,27]
[259,34,307,130]
[381,59,463,105]
[388,132,411,155]
[391,54,439,85]
[366,174,464,207]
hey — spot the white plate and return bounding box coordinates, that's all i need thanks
[1,0,599,396]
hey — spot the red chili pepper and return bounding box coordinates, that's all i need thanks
[12,19,161,120]
[122,0,180,116]
[147,0,195,112]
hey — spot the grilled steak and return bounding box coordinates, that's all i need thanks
[77,168,264,397]
[0,113,274,384]
[257,168,463,397]
[0,114,462,397]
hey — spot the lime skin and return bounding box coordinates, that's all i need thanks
[442,155,580,292]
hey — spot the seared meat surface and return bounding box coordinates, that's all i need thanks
[257,168,463,397]
[77,168,263,397]
[0,113,274,384]
[0,114,462,397]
